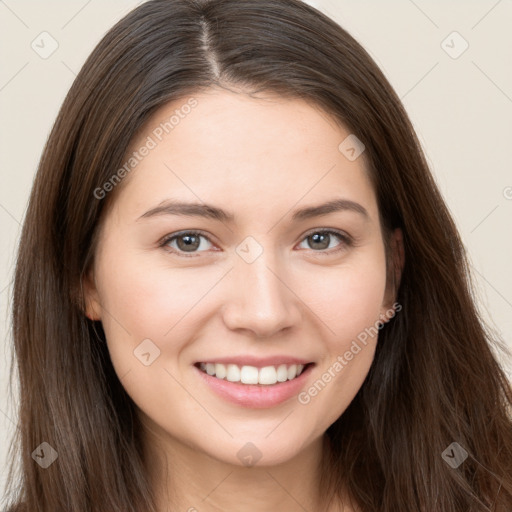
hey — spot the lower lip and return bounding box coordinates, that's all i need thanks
[194,364,314,409]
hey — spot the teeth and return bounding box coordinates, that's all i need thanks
[216,363,226,379]
[276,364,288,382]
[198,362,308,385]
[259,366,277,385]
[226,364,240,382]
[240,365,259,384]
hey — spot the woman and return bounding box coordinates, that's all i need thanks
[4,0,512,510]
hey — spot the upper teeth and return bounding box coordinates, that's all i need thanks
[199,363,306,385]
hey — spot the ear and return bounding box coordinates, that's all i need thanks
[82,267,102,321]
[380,227,405,320]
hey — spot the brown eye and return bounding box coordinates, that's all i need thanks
[298,230,352,254]
[175,233,201,252]
[306,232,331,250]
[161,231,213,255]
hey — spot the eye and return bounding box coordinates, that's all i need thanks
[159,228,352,258]
[160,230,215,257]
[297,229,352,255]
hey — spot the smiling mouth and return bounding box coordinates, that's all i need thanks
[194,362,314,386]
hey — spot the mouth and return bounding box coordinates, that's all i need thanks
[194,361,314,386]
[193,359,316,408]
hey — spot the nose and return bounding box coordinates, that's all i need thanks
[221,250,303,338]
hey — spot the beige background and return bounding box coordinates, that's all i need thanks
[1,0,511,495]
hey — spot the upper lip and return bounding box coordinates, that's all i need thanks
[195,356,314,368]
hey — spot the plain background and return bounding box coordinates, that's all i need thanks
[1,0,511,495]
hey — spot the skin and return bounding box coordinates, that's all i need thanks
[84,87,404,512]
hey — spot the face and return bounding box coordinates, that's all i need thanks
[85,88,402,468]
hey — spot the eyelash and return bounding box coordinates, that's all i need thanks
[158,228,353,258]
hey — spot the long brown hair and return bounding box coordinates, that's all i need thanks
[4,0,512,510]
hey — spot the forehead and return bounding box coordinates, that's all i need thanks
[110,88,378,225]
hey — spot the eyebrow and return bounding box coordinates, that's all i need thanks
[137,198,369,223]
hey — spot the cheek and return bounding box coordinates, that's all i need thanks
[299,250,388,342]
[97,248,204,333]
[94,246,229,372]
[293,251,387,425]
[93,249,216,425]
